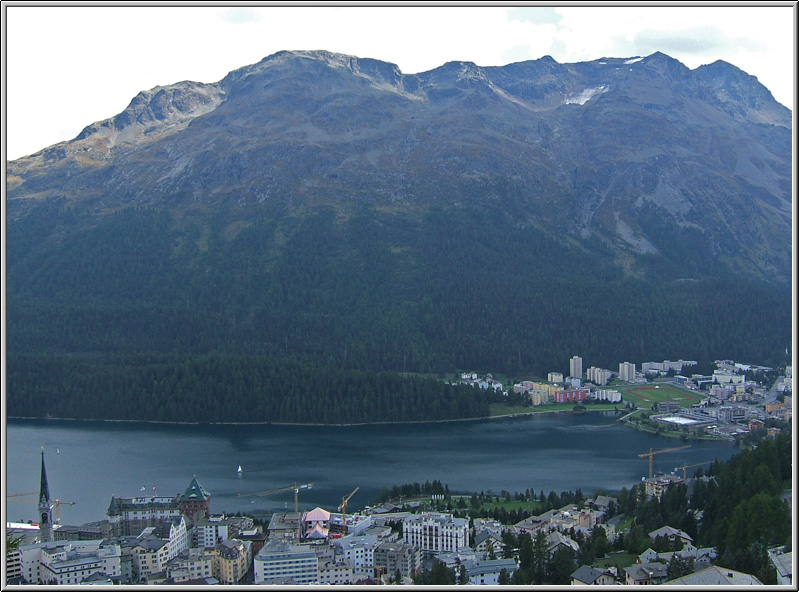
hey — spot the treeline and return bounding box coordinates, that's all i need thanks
[6,353,491,424]
[6,202,792,423]
[7,204,792,375]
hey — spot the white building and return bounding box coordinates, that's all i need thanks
[569,356,583,379]
[586,366,612,386]
[19,540,124,585]
[166,548,215,583]
[463,557,518,585]
[547,372,564,384]
[334,534,378,570]
[402,512,469,554]
[619,362,636,382]
[254,540,319,584]
[593,389,622,403]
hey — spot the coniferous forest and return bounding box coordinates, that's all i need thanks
[6,201,792,424]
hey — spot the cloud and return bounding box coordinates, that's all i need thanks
[631,26,767,57]
[507,7,561,25]
[217,7,261,25]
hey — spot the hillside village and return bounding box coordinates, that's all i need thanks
[7,356,792,586]
[8,464,792,586]
[457,357,792,441]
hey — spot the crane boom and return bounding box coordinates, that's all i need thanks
[238,482,313,513]
[338,487,359,536]
[7,498,76,523]
[674,460,712,479]
[637,445,691,478]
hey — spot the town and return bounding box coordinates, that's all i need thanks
[6,359,792,586]
[462,356,792,442]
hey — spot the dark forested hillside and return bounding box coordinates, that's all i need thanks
[6,50,792,423]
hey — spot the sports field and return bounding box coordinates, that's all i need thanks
[618,384,700,408]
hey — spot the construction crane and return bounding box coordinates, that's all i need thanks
[674,461,712,479]
[7,491,38,498]
[237,482,313,513]
[638,445,691,479]
[8,497,76,523]
[338,487,359,536]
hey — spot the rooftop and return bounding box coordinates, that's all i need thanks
[665,565,763,585]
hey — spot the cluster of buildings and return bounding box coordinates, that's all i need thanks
[6,453,521,585]
[649,362,793,439]
[8,448,792,586]
[466,355,792,442]
[509,357,698,407]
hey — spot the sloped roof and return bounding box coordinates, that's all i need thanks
[304,507,331,522]
[649,525,693,541]
[182,476,210,502]
[473,530,502,547]
[546,531,579,552]
[571,565,607,584]
[625,562,668,582]
[665,565,763,585]
[305,522,329,539]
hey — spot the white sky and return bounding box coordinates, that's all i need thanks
[3,3,796,161]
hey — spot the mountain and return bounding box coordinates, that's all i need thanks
[6,50,792,423]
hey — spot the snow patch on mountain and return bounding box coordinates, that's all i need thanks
[624,57,644,65]
[564,85,609,105]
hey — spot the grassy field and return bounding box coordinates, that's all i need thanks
[595,551,637,570]
[488,402,622,417]
[451,495,544,514]
[615,383,701,409]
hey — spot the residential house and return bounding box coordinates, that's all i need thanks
[768,546,792,586]
[643,474,684,500]
[462,557,518,585]
[570,564,616,585]
[624,562,669,585]
[214,538,251,584]
[648,526,693,547]
[472,530,505,557]
[545,531,580,556]
[665,565,763,585]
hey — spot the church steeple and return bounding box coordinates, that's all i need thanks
[38,447,54,542]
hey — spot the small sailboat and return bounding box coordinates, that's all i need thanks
[140,486,146,491]
[237,465,242,473]
[56,448,60,454]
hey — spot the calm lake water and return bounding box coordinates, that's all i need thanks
[6,413,737,526]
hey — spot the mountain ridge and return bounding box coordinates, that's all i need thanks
[6,49,793,385]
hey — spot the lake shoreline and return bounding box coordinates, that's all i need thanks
[7,407,616,429]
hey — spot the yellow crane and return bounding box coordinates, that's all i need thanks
[8,497,76,523]
[638,445,691,478]
[674,461,712,479]
[338,487,359,536]
[237,482,313,513]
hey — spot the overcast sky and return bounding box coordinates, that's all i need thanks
[4,3,795,161]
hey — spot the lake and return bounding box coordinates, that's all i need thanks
[6,412,737,526]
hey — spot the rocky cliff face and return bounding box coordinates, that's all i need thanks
[7,49,792,284]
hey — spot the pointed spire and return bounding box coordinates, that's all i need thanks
[39,447,51,505]
[38,447,54,543]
